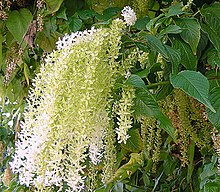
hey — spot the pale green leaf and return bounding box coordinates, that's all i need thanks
[170,70,215,112]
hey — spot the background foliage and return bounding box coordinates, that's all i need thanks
[0,0,220,191]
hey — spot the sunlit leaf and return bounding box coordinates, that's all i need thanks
[170,70,215,112]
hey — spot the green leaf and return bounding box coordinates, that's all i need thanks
[134,17,150,30]
[156,83,173,100]
[0,33,2,69]
[121,129,142,153]
[69,18,82,32]
[126,75,146,89]
[103,7,121,18]
[108,153,144,183]
[143,34,168,58]
[201,23,220,53]
[78,10,97,20]
[35,32,59,52]
[165,3,185,17]
[170,70,215,113]
[200,3,220,37]
[164,45,181,74]
[23,63,30,86]
[172,38,197,70]
[207,87,220,131]
[159,25,182,35]
[0,127,7,140]
[204,182,220,192]
[207,48,220,68]
[135,88,176,140]
[56,6,67,20]
[175,18,201,54]
[206,70,220,90]
[6,8,33,43]
[45,0,64,14]
[113,182,123,192]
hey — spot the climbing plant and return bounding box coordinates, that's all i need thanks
[0,0,220,191]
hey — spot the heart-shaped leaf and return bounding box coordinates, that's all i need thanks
[6,8,33,43]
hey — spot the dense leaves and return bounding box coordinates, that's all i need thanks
[0,0,219,191]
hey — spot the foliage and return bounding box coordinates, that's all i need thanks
[0,0,220,191]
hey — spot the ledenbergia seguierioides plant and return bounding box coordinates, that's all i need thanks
[7,3,220,192]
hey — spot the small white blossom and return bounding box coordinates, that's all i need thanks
[121,6,137,26]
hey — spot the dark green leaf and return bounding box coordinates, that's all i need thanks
[35,32,59,52]
[0,33,2,69]
[206,70,220,90]
[69,18,82,32]
[200,3,220,36]
[45,0,64,14]
[6,8,33,43]
[170,70,215,112]
[134,17,150,30]
[143,34,168,58]
[0,127,7,140]
[175,18,201,54]
[156,83,173,100]
[56,6,67,20]
[207,87,220,131]
[121,129,142,153]
[159,25,182,35]
[201,23,220,53]
[103,7,121,18]
[126,75,146,89]
[207,48,220,68]
[135,69,148,78]
[135,88,176,140]
[165,45,181,74]
[172,38,197,70]
[165,3,185,17]
[78,10,97,20]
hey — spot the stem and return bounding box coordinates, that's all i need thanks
[146,81,169,88]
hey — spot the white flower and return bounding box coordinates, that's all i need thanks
[121,6,137,26]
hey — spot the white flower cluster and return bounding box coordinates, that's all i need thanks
[56,27,101,50]
[121,6,137,26]
[10,19,126,191]
[116,87,135,144]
